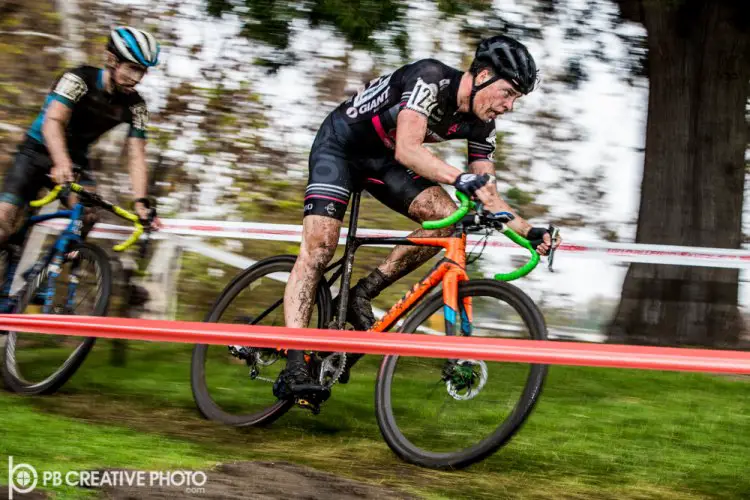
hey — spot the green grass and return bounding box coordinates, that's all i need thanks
[2,341,750,499]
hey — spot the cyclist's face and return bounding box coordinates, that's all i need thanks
[113,62,147,93]
[474,74,521,121]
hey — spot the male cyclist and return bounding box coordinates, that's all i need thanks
[275,35,561,402]
[0,26,161,244]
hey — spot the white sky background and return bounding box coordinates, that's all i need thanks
[120,0,750,311]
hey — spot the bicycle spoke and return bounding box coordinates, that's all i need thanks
[250,297,284,325]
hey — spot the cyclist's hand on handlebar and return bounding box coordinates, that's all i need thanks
[50,161,75,185]
[526,227,562,256]
[134,199,161,231]
[453,173,490,197]
[454,173,506,214]
[140,212,162,231]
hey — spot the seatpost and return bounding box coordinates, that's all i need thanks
[335,190,361,330]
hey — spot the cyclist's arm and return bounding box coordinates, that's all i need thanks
[127,136,160,227]
[41,101,74,173]
[394,110,463,184]
[126,101,150,203]
[126,137,148,200]
[469,160,533,236]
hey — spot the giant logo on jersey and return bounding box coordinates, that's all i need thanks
[346,75,392,119]
[54,73,88,103]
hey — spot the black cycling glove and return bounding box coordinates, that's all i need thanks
[134,197,157,226]
[453,173,490,197]
[526,227,551,249]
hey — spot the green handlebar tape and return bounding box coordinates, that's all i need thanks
[494,228,540,281]
[422,191,473,230]
[420,192,539,281]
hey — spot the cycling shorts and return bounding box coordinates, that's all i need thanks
[0,137,93,207]
[304,111,437,221]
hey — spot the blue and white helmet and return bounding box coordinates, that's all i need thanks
[107,27,160,67]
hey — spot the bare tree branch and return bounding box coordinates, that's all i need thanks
[0,122,23,133]
[0,30,62,41]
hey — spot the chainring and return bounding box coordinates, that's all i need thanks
[318,352,347,387]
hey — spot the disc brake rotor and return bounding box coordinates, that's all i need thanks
[445,359,488,401]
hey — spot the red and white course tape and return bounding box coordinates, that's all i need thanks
[35,219,750,269]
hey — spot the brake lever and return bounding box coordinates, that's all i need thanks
[547,225,560,272]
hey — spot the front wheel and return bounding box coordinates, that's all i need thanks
[2,243,111,394]
[375,279,548,469]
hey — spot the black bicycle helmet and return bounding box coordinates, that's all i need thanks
[469,35,537,113]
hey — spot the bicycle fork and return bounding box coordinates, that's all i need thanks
[43,204,85,313]
[44,251,83,314]
[442,269,473,337]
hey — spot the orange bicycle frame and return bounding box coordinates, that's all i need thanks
[326,190,475,337]
[369,234,472,336]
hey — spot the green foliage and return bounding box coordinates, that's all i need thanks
[206,0,407,52]
[307,0,404,50]
[435,0,492,17]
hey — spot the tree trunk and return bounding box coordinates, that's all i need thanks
[55,0,86,66]
[609,0,750,347]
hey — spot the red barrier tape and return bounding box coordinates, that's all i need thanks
[2,314,750,374]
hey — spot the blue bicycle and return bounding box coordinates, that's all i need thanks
[1,182,143,394]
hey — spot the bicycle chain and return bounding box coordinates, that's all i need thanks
[230,346,347,386]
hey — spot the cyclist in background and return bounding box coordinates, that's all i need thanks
[0,26,161,244]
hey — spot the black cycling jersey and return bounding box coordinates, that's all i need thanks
[335,58,496,163]
[304,59,496,221]
[27,65,149,156]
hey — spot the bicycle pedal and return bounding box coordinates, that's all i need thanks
[295,398,321,415]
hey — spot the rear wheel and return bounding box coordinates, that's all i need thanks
[375,279,547,469]
[191,255,332,426]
